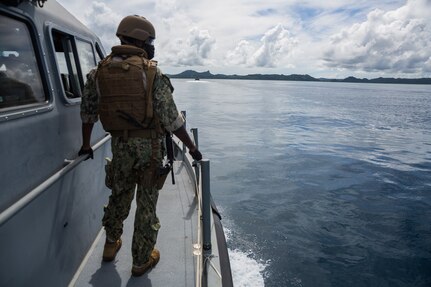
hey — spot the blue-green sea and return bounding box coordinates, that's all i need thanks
[172,79,431,287]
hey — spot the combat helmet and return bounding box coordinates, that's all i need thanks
[116,15,155,42]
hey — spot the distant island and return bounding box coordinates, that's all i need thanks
[168,70,431,85]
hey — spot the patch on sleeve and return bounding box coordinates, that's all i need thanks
[165,112,185,132]
[162,74,174,93]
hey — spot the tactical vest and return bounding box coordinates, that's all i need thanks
[96,45,163,139]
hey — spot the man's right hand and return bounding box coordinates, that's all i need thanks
[78,146,94,160]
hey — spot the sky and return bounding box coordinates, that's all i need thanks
[57,0,431,79]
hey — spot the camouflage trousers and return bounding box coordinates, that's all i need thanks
[102,137,163,265]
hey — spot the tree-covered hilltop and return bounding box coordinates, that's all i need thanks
[319,76,431,85]
[168,70,431,85]
[168,70,318,81]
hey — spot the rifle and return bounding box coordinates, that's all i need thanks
[165,132,175,184]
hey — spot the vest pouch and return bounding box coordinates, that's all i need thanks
[99,99,146,132]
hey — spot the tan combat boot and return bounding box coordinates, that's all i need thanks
[102,238,122,262]
[131,249,160,276]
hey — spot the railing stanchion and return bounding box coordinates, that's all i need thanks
[181,111,187,159]
[191,127,199,148]
[201,159,211,287]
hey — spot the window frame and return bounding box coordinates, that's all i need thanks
[48,24,98,106]
[95,42,106,62]
[0,9,52,121]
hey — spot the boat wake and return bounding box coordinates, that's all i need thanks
[228,248,267,287]
[223,226,267,287]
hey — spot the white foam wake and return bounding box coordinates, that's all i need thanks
[222,213,267,286]
[228,248,267,287]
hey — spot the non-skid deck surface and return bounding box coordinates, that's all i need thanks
[71,162,198,287]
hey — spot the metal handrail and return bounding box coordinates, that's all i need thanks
[195,164,203,287]
[189,128,223,287]
[173,127,223,287]
[198,159,223,287]
[0,134,111,226]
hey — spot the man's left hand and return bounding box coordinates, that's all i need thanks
[189,149,202,161]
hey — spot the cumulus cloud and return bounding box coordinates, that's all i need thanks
[252,24,298,67]
[323,0,431,75]
[226,24,298,68]
[83,2,122,51]
[58,0,431,76]
[78,0,216,67]
[226,40,255,66]
[162,27,216,66]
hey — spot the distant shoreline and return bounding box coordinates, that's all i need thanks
[168,70,431,85]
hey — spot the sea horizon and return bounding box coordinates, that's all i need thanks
[167,70,431,85]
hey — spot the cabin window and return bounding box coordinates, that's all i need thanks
[52,30,98,99]
[76,39,96,84]
[52,30,83,98]
[0,15,46,110]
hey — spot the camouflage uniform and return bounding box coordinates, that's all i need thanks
[80,67,184,265]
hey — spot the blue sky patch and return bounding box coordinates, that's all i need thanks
[292,5,322,20]
[254,8,277,17]
[332,7,364,19]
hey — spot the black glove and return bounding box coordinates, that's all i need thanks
[189,149,202,161]
[78,146,94,160]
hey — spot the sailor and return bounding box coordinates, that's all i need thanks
[78,15,202,276]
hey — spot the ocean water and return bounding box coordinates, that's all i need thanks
[171,79,431,287]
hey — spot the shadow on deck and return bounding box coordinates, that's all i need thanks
[70,161,198,287]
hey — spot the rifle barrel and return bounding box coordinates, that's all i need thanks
[165,132,175,185]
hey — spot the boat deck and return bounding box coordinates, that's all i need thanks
[70,161,199,287]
